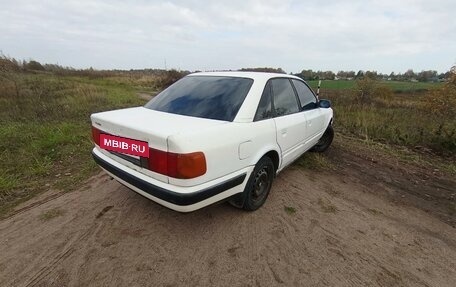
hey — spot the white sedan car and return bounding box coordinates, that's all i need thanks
[91,72,333,212]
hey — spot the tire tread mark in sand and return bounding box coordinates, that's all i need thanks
[3,174,109,220]
[267,263,284,284]
[96,206,113,219]
[307,219,319,234]
[3,192,67,220]
[24,246,75,287]
[23,222,102,287]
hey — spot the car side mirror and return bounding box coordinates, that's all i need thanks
[318,99,331,108]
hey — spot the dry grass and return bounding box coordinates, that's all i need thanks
[295,152,333,170]
[39,208,65,221]
[317,198,338,213]
[0,71,146,215]
[324,83,456,154]
[284,206,297,214]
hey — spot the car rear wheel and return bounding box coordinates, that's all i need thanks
[239,156,275,211]
[311,125,334,153]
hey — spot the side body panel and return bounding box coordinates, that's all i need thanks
[273,113,307,168]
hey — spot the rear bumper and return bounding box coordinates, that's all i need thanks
[92,148,249,212]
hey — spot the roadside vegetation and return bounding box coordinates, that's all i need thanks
[315,70,456,154]
[0,73,141,213]
[0,56,454,216]
[0,58,185,214]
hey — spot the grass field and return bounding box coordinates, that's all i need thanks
[305,78,455,154]
[0,72,145,213]
[0,69,454,216]
[318,86,455,154]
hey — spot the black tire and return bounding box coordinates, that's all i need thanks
[240,156,275,211]
[311,125,334,153]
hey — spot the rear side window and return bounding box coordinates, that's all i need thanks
[271,78,300,117]
[292,79,317,110]
[145,76,253,121]
[254,82,273,121]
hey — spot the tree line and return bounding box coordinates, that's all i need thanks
[0,54,452,83]
[294,69,451,82]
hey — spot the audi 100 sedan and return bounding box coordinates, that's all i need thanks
[91,72,334,212]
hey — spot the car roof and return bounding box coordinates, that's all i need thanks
[188,71,303,81]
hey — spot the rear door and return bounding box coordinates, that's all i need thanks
[271,78,307,168]
[291,79,325,149]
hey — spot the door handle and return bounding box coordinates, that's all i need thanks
[281,129,287,136]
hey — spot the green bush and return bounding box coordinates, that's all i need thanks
[25,60,45,71]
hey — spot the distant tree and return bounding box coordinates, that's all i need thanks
[377,72,388,80]
[295,69,316,80]
[239,67,286,74]
[322,71,335,80]
[24,60,45,71]
[364,70,378,79]
[417,70,438,82]
[404,69,416,80]
[438,73,446,81]
[336,71,345,78]
[355,70,364,79]
[346,71,356,79]
[334,70,355,79]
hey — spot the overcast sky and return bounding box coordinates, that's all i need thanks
[1,0,455,73]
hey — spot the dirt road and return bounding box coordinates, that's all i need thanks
[1,141,455,287]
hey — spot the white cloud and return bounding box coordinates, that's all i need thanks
[0,0,454,72]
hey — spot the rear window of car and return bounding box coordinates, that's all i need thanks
[144,76,254,121]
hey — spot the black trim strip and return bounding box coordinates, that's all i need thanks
[108,151,141,166]
[92,151,246,206]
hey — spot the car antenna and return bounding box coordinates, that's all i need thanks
[316,80,321,100]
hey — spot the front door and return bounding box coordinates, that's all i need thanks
[291,79,326,149]
[270,78,307,168]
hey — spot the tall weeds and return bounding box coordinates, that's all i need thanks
[325,75,456,154]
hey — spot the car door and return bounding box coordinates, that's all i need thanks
[291,79,326,149]
[270,78,307,168]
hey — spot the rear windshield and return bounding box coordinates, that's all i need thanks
[144,76,253,121]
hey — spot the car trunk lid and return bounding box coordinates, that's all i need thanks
[91,107,226,182]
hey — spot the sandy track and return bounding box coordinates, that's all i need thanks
[1,155,455,287]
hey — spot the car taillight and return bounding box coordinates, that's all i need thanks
[92,126,101,145]
[148,148,168,175]
[148,148,206,179]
